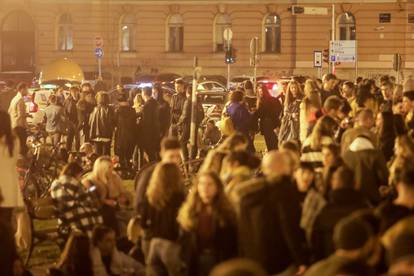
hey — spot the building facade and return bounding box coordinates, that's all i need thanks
[0,0,413,82]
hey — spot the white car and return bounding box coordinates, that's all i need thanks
[196,81,227,93]
[24,88,51,125]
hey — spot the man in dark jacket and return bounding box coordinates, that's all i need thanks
[376,165,414,233]
[115,93,137,170]
[177,85,204,160]
[169,79,187,137]
[231,151,308,275]
[306,216,375,276]
[321,73,341,104]
[140,87,160,162]
[64,86,80,152]
[342,135,388,205]
[311,166,369,261]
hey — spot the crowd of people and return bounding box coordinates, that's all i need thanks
[1,73,414,276]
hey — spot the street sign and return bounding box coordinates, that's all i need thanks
[95,47,104,59]
[290,6,328,15]
[313,51,322,68]
[304,7,328,15]
[223,28,233,42]
[329,40,356,63]
[95,36,104,48]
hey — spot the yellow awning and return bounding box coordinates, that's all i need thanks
[39,58,84,83]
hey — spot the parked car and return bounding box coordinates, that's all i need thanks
[197,81,227,93]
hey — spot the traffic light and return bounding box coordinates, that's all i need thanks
[323,49,329,64]
[225,47,236,64]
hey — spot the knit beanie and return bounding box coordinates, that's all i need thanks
[333,216,372,250]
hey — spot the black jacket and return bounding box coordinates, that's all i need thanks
[141,192,186,241]
[114,103,137,154]
[311,189,369,261]
[180,216,238,276]
[63,96,78,125]
[376,201,414,233]
[89,105,115,140]
[76,100,94,129]
[255,96,283,134]
[139,98,160,148]
[134,163,156,216]
[178,98,204,141]
[158,98,171,136]
[343,147,388,205]
[236,176,309,274]
[170,92,187,125]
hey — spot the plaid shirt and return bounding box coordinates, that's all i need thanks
[51,175,102,237]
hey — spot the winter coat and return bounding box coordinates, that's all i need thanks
[376,201,414,234]
[139,98,160,148]
[340,126,377,155]
[230,176,309,274]
[141,192,186,242]
[63,96,78,125]
[170,92,187,125]
[255,96,283,134]
[225,102,251,135]
[89,105,115,140]
[76,100,94,129]
[158,99,171,137]
[342,137,388,205]
[114,103,137,155]
[178,98,204,142]
[311,188,369,261]
[179,215,238,276]
[278,98,302,144]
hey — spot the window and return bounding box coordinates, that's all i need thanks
[57,13,73,51]
[120,14,136,51]
[2,10,35,71]
[214,13,231,52]
[167,14,183,52]
[263,14,281,53]
[337,13,356,40]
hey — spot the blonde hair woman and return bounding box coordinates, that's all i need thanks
[278,80,304,145]
[300,79,321,143]
[83,156,130,235]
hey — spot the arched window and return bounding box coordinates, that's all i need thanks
[120,14,136,51]
[2,10,35,71]
[167,14,183,52]
[337,13,356,40]
[214,13,231,52]
[57,13,73,51]
[263,14,281,53]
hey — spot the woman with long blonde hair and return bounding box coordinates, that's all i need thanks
[178,172,237,276]
[83,156,130,235]
[300,79,322,143]
[278,80,304,145]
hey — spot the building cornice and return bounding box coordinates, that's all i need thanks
[36,0,404,4]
